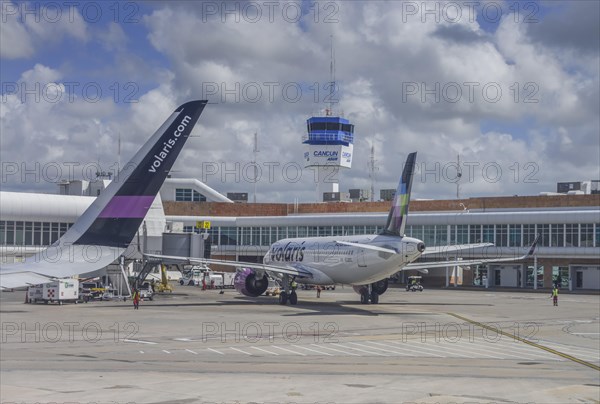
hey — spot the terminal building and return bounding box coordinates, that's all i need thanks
[2,178,598,291]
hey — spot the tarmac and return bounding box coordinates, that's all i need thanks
[1,285,599,404]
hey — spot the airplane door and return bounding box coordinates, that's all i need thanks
[358,249,367,267]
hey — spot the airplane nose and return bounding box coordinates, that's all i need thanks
[417,242,425,253]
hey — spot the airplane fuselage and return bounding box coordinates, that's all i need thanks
[263,234,424,286]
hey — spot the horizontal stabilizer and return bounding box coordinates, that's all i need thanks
[335,241,398,255]
[422,243,494,255]
[402,234,540,271]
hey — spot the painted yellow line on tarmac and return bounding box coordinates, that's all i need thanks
[447,312,600,372]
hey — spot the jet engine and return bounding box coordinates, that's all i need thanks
[234,268,269,297]
[372,279,389,295]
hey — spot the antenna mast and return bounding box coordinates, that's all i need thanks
[253,132,259,203]
[368,143,379,202]
[327,35,336,116]
[456,154,462,199]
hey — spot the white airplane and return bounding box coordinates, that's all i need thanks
[148,152,540,305]
[0,100,208,290]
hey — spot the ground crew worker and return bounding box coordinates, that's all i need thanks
[316,285,322,298]
[551,286,559,306]
[132,289,140,310]
[291,280,297,291]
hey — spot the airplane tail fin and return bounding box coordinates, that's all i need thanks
[382,152,417,237]
[63,100,207,248]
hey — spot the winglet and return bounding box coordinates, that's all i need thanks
[526,234,540,257]
[516,234,540,260]
[383,152,417,236]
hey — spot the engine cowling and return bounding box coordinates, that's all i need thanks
[234,268,269,297]
[372,279,389,295]
[352,285,368,295]
[352,279,389,295]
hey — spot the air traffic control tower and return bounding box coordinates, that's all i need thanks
[303,113,355,201]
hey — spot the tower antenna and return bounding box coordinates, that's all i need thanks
[252,132,259,203]
[328,35,336,116]
[368,142,379,202]
[456,154,462,199]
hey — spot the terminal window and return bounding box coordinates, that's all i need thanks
[175,188,206,202]
[580,224,594,247]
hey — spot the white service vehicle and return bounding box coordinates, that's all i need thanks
[180,265,210,286]
[28,279,79,304]
[139,282,154,301]
[212,272,235,289]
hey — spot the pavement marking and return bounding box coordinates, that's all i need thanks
[293,344,333,356]
[230,347,253,356]
[337,342,386,356]
[448,312,600,372]
[123,339,157,345]
[401,341,475,359]
[537,343,600,361]
[466,339,555,361]
[162,350,171,354]
[185,349,198,355]
[251,346,279,355]
[207,348,224,355]
[358,341,412,356]
[422,342,481,359]
[139,351,144,354]
[437,341,506,360]
[386,340,447,358]
[272,345,306,356]
[314,343,360,356]
[382,340,445,358]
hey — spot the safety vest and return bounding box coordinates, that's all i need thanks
[552,289,558,297]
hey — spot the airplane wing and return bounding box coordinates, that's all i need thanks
[401,235,540,271]
[0,245,124,289]
[0,100,207,290]
[144,253,314,279]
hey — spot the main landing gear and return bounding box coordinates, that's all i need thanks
[278,290,298,305]
[360,288,379,304]
[278,274,298,305]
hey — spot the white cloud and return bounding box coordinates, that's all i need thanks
[2,1,598,201]
[0,1,88,60]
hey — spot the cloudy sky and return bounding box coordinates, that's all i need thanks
[1,0,598,202]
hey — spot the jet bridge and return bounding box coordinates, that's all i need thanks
[134,232,211,287]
